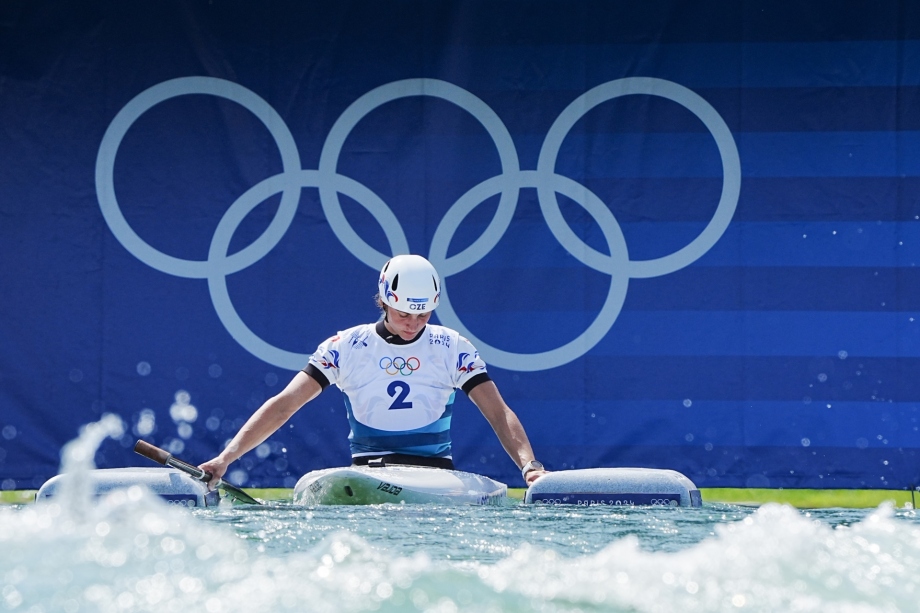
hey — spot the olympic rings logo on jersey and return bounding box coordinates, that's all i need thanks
[379,356,421,376]
[96,76,740,372]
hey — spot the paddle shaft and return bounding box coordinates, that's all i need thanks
[134,439,211,480]
[134,440,260,505]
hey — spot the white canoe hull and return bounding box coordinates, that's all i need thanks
[293,465,507,506]
[36,467,220,507]
[525,467,702,507]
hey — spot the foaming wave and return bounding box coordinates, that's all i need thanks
[52,413,126,519]
[485,502,920,612]
[4,417,920,612]
[6,498,917,613]
[0,492,521,612]
[0,416,519,612]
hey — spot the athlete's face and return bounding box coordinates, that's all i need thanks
[385,307,431,340]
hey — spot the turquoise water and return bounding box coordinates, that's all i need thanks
[3,418,920,612]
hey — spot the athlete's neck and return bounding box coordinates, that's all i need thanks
[376,320,426,345]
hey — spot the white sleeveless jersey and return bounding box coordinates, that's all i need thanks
[307,323,488,458]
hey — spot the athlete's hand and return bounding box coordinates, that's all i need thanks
[525,469,548,486]
[198,458,229,491]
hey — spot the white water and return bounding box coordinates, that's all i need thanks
[2,417,919,612]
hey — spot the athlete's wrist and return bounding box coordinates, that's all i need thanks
[521,460,544,479]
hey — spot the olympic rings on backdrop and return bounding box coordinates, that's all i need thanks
[379,357,421,376]
[95,76,740,372]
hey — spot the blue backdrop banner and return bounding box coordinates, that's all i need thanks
[1,0,918,490]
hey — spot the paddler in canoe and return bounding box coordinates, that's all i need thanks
[199,255,548,488]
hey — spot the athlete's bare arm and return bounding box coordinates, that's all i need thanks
[199,370,323,488]
[468,380,547,485]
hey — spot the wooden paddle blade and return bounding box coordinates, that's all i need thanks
[134,440,171,465]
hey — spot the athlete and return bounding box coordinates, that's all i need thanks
[199,254,548,487]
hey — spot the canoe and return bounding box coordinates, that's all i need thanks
[35,464,701,509]
[524,467,702,507]
[36,467,220,507]
[293,465,508,506]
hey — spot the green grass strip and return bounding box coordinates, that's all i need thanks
[0,490,38,504]
[701,488,916,509]
[245,488,294,502]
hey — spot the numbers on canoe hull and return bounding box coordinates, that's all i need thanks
[376,481,403,496]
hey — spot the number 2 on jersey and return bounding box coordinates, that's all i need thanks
[387,381,412,410]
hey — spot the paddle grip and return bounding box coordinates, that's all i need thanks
[134,440,170,465]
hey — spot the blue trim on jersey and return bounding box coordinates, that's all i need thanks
[344,397,455,458]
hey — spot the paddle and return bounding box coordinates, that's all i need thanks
[134,440,261,505]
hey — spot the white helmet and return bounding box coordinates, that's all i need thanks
[378,255,441,314]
